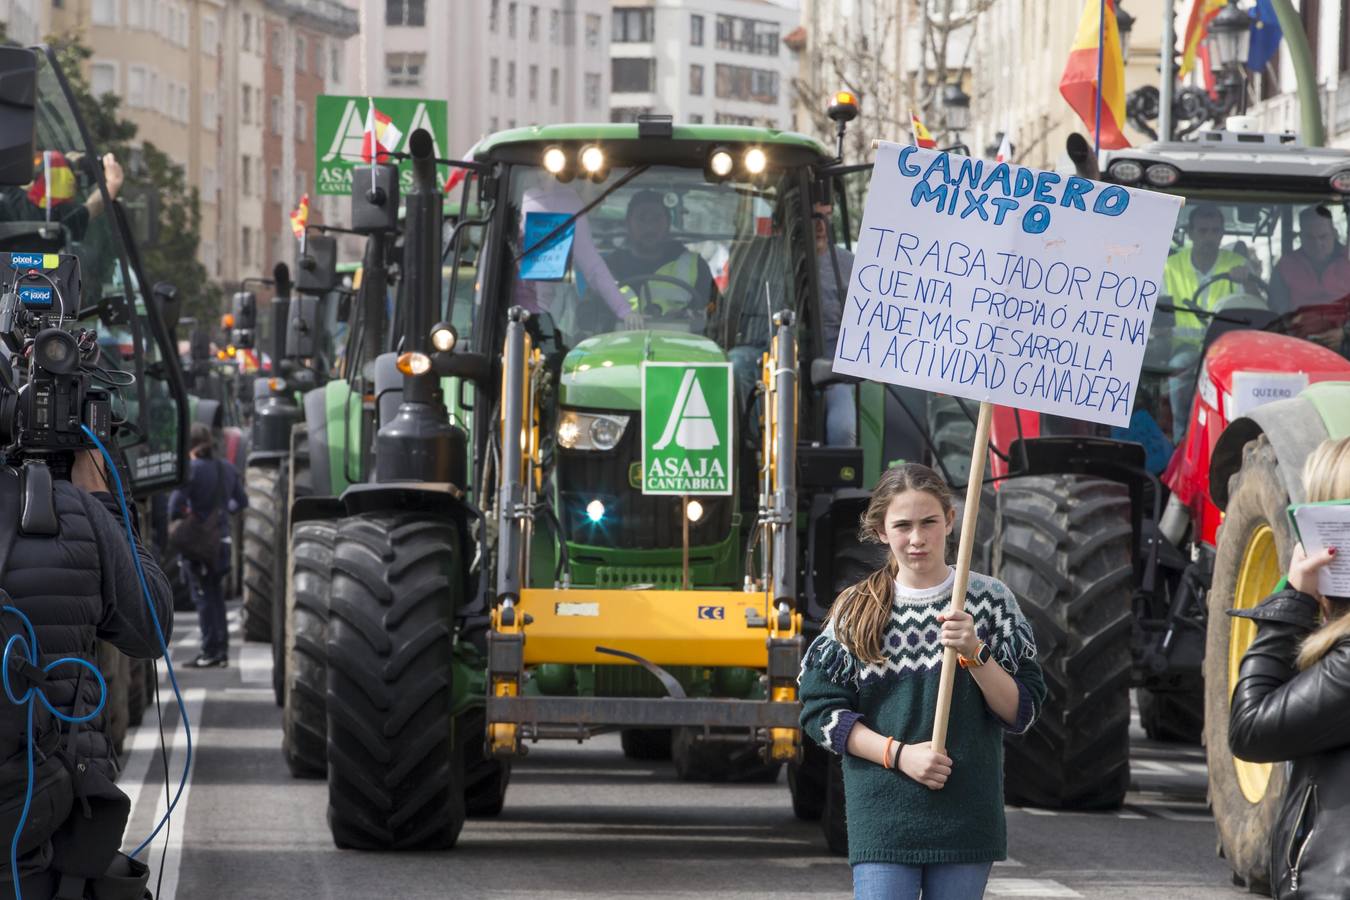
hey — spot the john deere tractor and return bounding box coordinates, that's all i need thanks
[273,105,945,850]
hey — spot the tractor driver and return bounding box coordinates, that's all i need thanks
[1271,205,1350,313]
[606,190,717,327]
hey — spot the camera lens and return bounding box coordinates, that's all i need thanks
[33,328,80,375]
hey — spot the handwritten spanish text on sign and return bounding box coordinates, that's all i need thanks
[832,143,1184,428]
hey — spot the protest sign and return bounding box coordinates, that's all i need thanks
[832,142,1184,429]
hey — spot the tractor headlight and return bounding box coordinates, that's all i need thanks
[430,321,457,352]
[556,410,629,451]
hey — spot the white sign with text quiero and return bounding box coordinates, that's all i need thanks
[832,142,1185,428]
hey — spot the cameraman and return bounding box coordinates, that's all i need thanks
[0,449,173,899]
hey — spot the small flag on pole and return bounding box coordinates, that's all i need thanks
[26,151,76,209]
[1247,0,1284,73]
[1059,0,1130,151]
[361,98,404,163]
[289,193,310,240]
[911,112,937,149]
[1179,0,1226,78]
[995,132,1014,164]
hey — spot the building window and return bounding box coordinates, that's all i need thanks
[610,107,651,123]
[715,15,780,56]
[489,58,499,93]
[387,0,425,27]
[271,95,283,134]
[507,61,516,97]
[528,64,539,100]
[127,66,146,107]
[128,0,147,28]
[241,157,253,196]
[689,113,703,123]
[91,0,117,26]
[714,64,779,103]
[331,43,343,81]
[386,52,426,87]
[585,13,602,48]
[689,64,703,96]
[715,112,757,126]
[295,171,307,200]
[296,103,307,141]
[508,2,517,38]
[202,15,218,55]
[612,58,655,93]
[242,227,253,266]
[241,12,252,50]
[550,67,560,104]
[549,9,560,43]
[691,14,704,46]
[90,62,117,98]
[612,8,654,43]
[528,5,538,40]
[203,166,218,200]
[296,36,307,73]
[202,88,218,130]
[489,0,499,32]
[271,28,284,66]
[584,72,601,108]
[489,116,499,132]
[270,166,283,203]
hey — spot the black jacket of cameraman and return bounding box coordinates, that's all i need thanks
[1228,589,1350,900]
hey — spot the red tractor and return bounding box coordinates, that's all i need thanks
[943,126,1350,890]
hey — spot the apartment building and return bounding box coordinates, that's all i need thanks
[609,0,799,128]
[352,0,612,156]
[0,0,46,43]
[1248,0,1350,149]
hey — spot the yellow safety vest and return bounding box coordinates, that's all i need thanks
[1163,247,1247,344]
[621,251,701,315]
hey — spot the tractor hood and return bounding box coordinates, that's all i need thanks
[559,330,727,411]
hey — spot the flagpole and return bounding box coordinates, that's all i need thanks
[1094,0,1106,154]
[1160,0,1176,141]
[43,150,52,225]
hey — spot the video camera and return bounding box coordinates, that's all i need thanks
[0,252,114,458]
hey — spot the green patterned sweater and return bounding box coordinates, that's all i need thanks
[798,568,1047,865]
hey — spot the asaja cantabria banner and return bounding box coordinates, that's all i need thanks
[314,95,449,196]
[832,143,1184,428]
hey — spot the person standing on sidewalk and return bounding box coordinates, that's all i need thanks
[168,423,247,667]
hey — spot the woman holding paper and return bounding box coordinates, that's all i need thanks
[798,463,1046,899]
[1228,437,1350,900]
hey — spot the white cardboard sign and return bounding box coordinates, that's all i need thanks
[832,142,1185,428]
[1228,371,1310,418]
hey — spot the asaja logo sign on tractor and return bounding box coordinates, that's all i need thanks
[641,363,733,496]
[314,95,449,196]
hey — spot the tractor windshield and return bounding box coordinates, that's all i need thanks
[498,164,803,352]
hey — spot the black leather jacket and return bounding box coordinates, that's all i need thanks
[1228,589,1350,900]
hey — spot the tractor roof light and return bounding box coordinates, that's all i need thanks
[543,145,568,175]
[579,145,606,178]
[431,321,458,353]
[396,351,432,376]
[708,147,735,180]
[743,147,768,176]
[1107,159,1145,184]
[1331,169,1350,193]
[221,313,236,329]
[1143,163,1181,187]
[827,91,860,123]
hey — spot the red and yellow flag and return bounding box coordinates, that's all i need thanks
[911,112,937,149]
[1059,0,1130,151]
[1179,0,1227,78]
[361,99,404,163]
[289,193,310,240]
[26,151,76,209]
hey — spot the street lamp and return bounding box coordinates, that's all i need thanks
[1206,0,1253,71]
[1114,3,1136,64]
[942,82,971,138]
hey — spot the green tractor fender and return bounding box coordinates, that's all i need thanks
[1209,381,1350,511]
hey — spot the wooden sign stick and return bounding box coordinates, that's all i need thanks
[931,400,994,755]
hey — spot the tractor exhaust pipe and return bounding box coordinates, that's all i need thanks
[770,310,797,622]
[496,307,530,609]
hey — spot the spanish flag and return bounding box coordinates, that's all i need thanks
[1059,0,1129,151]
[26,150,77,210]
[1179,0,1227,78]
[290,193,310,240]
[911,112,937,149]
[361,99,403,164]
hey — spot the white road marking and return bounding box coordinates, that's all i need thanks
[134,687,206,900]
[995,857,1026,868]
[987,878,1083,897]
[238,643,272,684]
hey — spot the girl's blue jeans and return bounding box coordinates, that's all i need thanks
[852,861,994,900]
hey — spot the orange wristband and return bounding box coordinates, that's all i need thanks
[883,736,895,769]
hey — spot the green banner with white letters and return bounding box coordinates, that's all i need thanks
[641,362,733,496]
[313,94,449,196]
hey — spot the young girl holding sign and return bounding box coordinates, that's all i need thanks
[799,463,1046,900]
[1229,437,1350,900]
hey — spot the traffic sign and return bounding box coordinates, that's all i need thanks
[314,95,449,196]
[641,362,733,496]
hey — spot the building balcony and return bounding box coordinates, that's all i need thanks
[264,0,360,38]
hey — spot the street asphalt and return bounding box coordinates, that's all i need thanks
[113,602,1252,900]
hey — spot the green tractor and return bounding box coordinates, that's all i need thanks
[277,110,946,849]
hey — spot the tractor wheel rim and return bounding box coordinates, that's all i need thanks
[1230,523,1278,804]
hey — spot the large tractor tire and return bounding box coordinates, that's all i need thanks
[619,728,672,760]
[995,475,1134,810]
[1204,436,1290,894]
[459,706,511,818]
[1137,687,1203,744]
[242,465,284,643]
[325,513,466,850]
[282,519,337,779]
[671,727,781,783]
[272,435,311,707]
[787,739,828,821]
[927,394,992,487]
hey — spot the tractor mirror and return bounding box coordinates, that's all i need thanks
[286,294,320,358]
[351,163,400,234]
[297,234,338,294]
[433,350,491,384]
[0,48,37,188]
[232,291,258,330]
